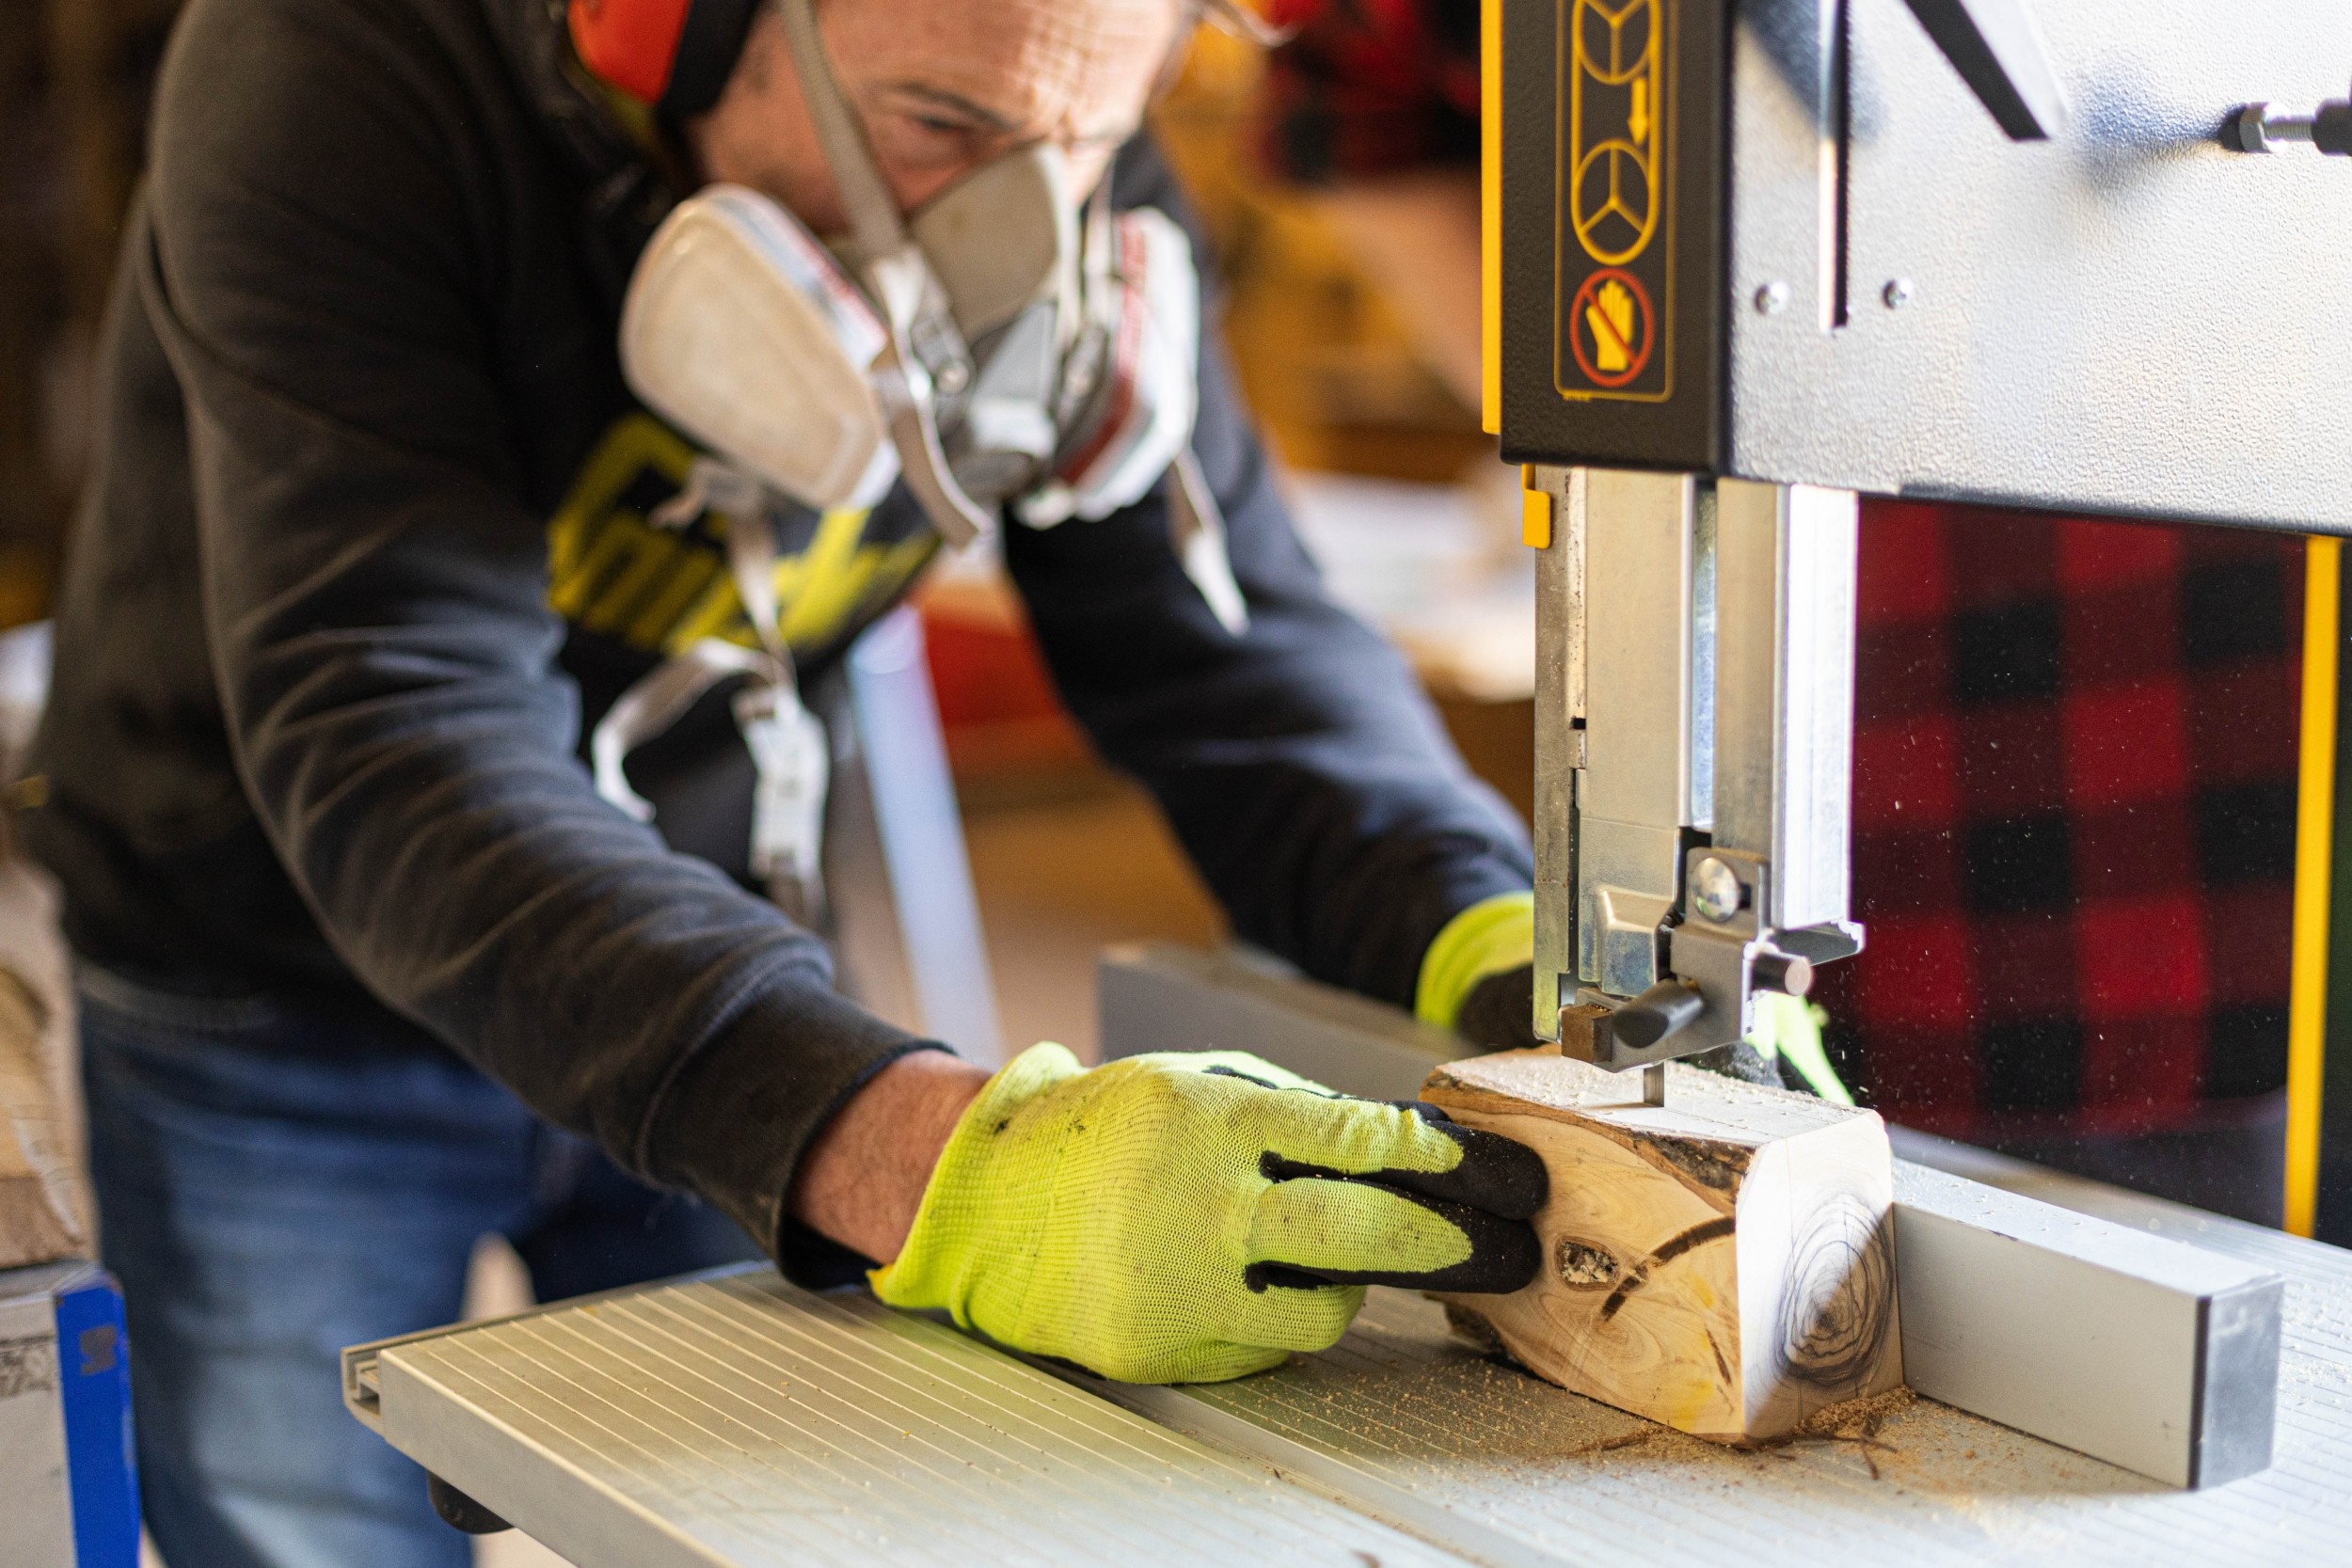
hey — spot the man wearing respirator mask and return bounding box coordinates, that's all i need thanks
[26,0,1551,1560]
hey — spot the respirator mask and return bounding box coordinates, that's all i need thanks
[616,0,1245,628]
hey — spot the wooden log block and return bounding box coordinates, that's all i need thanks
[1422,1050,1902,1444]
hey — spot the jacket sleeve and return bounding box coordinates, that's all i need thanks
[139,0,931,1259]
[1003,146,1534,1009]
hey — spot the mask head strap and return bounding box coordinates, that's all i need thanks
[770,0,905,261]
[771,0,994,546]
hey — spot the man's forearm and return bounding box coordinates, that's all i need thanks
[788,1051,993,1261]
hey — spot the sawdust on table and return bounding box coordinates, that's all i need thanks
[1793,1385,1919,1442]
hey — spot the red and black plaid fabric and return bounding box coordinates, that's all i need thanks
[1815,502,2307,1141]
[1257,0,1482,182]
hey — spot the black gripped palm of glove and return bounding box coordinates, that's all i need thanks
[1199,1063,1549,1295]
[868,1045,1549,1384]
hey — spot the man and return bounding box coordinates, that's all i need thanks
[28,0,1552,1560]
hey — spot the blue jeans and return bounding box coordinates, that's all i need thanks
[77,969,763,1568]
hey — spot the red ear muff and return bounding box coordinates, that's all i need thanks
[569,0,695,104]
[568,0,758,116]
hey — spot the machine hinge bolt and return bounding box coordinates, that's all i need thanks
[1754,281,1790,316]
[1883,278,1915,310]
[2230,98,2352,156]
[1691,856,1744,924]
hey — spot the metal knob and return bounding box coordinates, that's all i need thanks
[1753,951,1817,999]
[2229,90,2352,156]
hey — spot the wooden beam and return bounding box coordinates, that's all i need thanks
[1422,1050,1903,1445]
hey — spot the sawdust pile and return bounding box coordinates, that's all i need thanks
[1794,1384,1918,1442]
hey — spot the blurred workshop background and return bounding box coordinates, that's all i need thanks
[0,0,2333,1300]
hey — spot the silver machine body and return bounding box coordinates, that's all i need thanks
[1509,0,2352,1073]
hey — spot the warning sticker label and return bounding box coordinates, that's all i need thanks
[1556,0,1673,403]
[1569,268,1655,388]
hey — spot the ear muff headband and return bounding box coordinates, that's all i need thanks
[568,0,760,117]
[571,0,1285,122]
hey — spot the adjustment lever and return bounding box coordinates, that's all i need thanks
[1610,979,1706,1052]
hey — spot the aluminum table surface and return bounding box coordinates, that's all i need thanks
[352,1167,2352,1568]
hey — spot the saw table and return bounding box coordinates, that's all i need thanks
[342,1136,2352,1568]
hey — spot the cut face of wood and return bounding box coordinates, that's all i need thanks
[1423,1050,1902,1444]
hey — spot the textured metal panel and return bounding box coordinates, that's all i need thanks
[1728,0,2352,530]
[359,1269,1466,1568]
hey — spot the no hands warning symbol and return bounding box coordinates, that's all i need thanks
[1567,268,1655,389]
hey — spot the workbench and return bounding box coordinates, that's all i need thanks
[343,1137,2352,1568]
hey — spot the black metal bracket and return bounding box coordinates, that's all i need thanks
[427,1473,514,1536]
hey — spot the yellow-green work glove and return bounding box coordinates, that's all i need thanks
[1417,891,1540,1049]
[869,1043,1548,1384]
